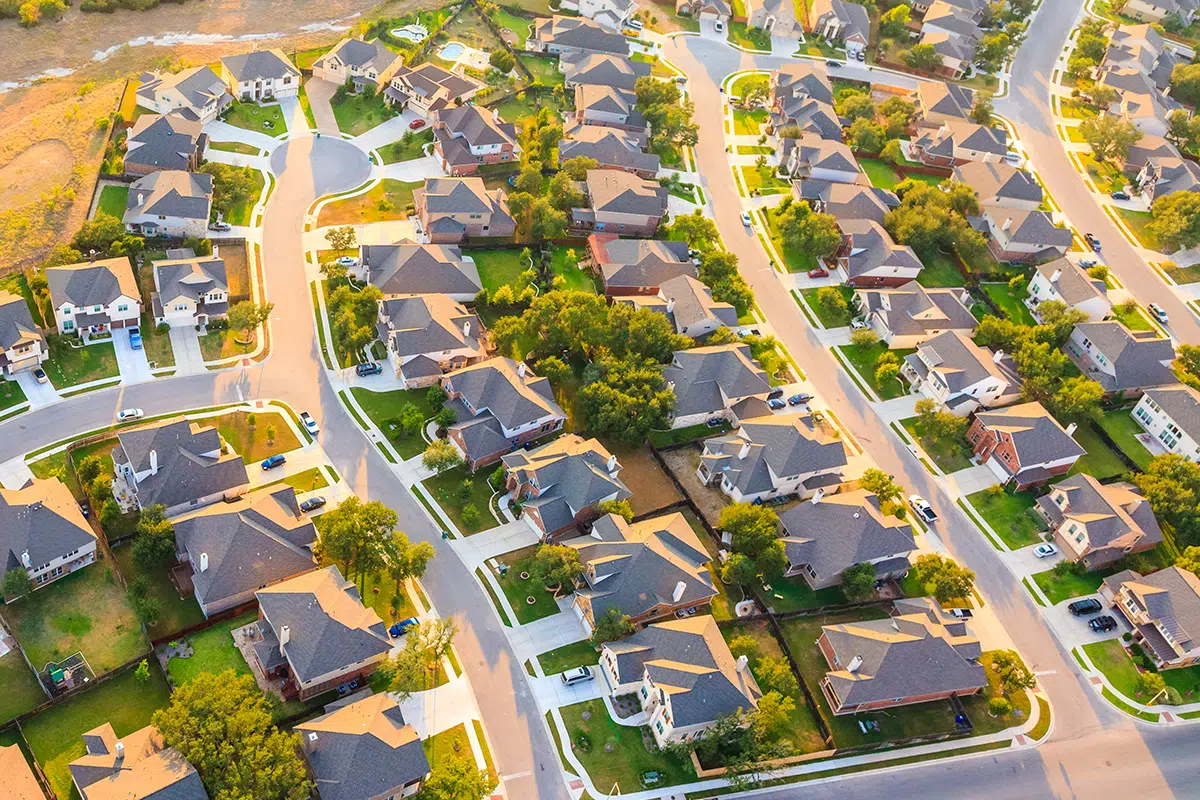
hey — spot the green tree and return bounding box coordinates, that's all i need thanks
[880,138,905,165]
[427,383,447,409]
[227,300,274,341]
[199,162,259,220]
[576,353,676,443]
[488,48,516,73]
[837,93,877,122]
[860,467,902,504]
[1079,114,1142,163]
[419,754,495,800]
[970,91,995,125]
[751,691,796,742]
[1165,109,1200,152]
[728,635,760,663]
[594,498,634,522]
[718,503,780,556]
[1134,454,1200,546]
[1170,62,1200,107]
[721,552,760,586]
[1175,545,1200,577]
[422,439,463,474]
[665,210,721,252]
[841,562,878,600]
[383,618,458,700]
[132,505,175,571]
[816,286,849,318]
[590,606,634,645]
[324,225,356,254]
[875,361,901,389]
[849,326,879,347]
[71,213,127,255]
[904,43,943,72]
[1138,670,1167,699]
[912,553,975,603]
[754,656,799,697]
[384,531,435,599]
[560,155,599,181]
[317,496,400,585]
[974,32,1012,72]
[2,568,32,600]
[991,650,1036,694]
[400,403,426,437]
[76,455,103,487]
[1149,190,1200,252]
[1050,375,1104,420]
[846,118,887,153]
[880,3,910,36]
[531,544,584,591]
[134,659,150,683]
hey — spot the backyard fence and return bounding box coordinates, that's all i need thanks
[81,78,134,231]
[149,600,259,648]
[1,650,153,730]
[470,0,537,85]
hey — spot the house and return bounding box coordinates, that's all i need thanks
[663,343,772,428]
[1098,66,1182,137]
[1104,24,1179,91]
[910,120,1007,167]
[953,162,1042,210]
[0,478,96,597]
[357,242,482,301]
[916,81,975,124]
[746,0,802,37]
[809,0,871,56]
[220,49,300,101]
[46,256,142,339]
[698,413,849,503]
[413,177,516,243]
[1122,0,1197,26]
[1132,384,1200,462]
[1101,567,1200,669]
[173,485,317,617]
[1136,155,1200,204]
[503,435,631,539]
[856,281,977,348]
[112,419,249,517]
[1065,321,1177,395]
[620,274,738,338]
[913,0,986,19]
[921,0,983,42]
[793,180,899,225]
[384,63,483,114]
[835,219,925,288]
[588,235,694,296]
[561,0,634,29]
[433,105,521,176]
[68,724,207,800]
[770,96,843,141]
[1123,135,1178,176]
[0,743,42,800]
[559,126,660,178]
[378,294,486,387]
[780,134,862,183]
[559,52,650,91]
[312,38,402,90]
[979,206,1072,263]
[297,692,430,800]
[1035,474,1163,570]
[778,490,916,589]
[572,169,669,236]
[1024,259,1111,322]
[573,84,647,133]
[151,249,229,329]
[772,62,834,107]
[675,0,732,24]
[442,358,567,471]
[600,616,761,746]
[124,170,214,238]
[528,15,630,56]
[917,31,978,79]
[0,289,46,376]
[968,401,1086,490]
[565,512,717,629]
[902,330,1019,415]
[124,114,206,177]
[253,566,392,700]
[818,597,987,714]
[135,66,230,124]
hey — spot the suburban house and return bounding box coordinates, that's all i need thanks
[573,85,646,133]
[856,282,977,348]
[1124,135,1178,176]
[219,49,300,101]
[559,52,650,91]
[1099,67,1181,137]
[772,62,834,112]
[135,66,230,124]
[675,0,732,24]
[808,0,871,56]
[441,358,567,471]
[917,30,977,79]
[565,512,717,629]
[124,170,214,238]
[1132,385,1200,462]
[916,80,975,124]
[793,180,899,225]
[600,616,762,746]
[979,206,1072,263]
[1121,0,1197,26]
[778,490,916,589]
[46,256,142,339]
[746,0,802,37]
[571,169,669,236]
[528,15,630,56]
[697,414,849,503]
[296,692,430,800]
[921,0,983,41]
[253,566,393,700]
[561,0,634,28]
[818,597,987,714]
[909,120,1008,166]
[68,724,208,800]
[620,275,738,339]
[559,126,660,178]
[151,249,229,329]
[112,419,249,517]
[357,242,482,301]
[433,105,521,176]
[835,219,925,288]
[1,743,42,800]
[1024,259,1111,322]
[1065,321,1177,395]
[311,38,402,90]
[384,62,483,114]
[1036,474,1163,570]
[1101,567,1200,669]
[0,289,47,376]
[588,235,694,296]
[953,162,1043,210]
[377,294,486,387]
[902,330,1019,415]
[912,0,987,16]
[780,134,863,183]
[967,401,1086,490]
[0,478,97,597]
[770,96,843,141]
[173,485,318,618]
[1136,155,1200,204]
[1104,24,1179,91]
[413,177,517,244]
[124,114,206,176]
[663,343,772,428]
[503,434,631,540]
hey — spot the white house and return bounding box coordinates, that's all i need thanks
[124,171,214,239]
[562,0,634,29]
[1123,0,1196,25]
[220,49,300,102]
[135,66,231,125]
[311,38,402,89]
[0,290,47,377]
[1024,259,1111,322]
[0,478,97,598]
[901,330,1018,415]
[151,250,229,330]
[45,257,142,340]
[1132,385,1200,462]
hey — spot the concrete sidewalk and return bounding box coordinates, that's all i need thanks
[451,521,539,567]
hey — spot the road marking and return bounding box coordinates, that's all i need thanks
[1034,670,1057,676]
[236,385,244,402]
[502,771,532,780]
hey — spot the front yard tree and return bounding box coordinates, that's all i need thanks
[319,496,399,585]
[817,286,848,318]
[666,210,721,252]
[419,754,495,800]
[531,544,584,592]
[849,326,879,347]
[324,225,356,255]
[2,568,32,600]
[970,91,995,125]
[974,32,1011,73]
[1079,114,1142,163]
[199,162,259,221]
[904,43,943,72]
[841,562,878,601]
[913,553,976,603]
[422,439,464,474]
[991,650,1036,694]
[1148,190,1200,252]
[227,300,275,342]
[385,531,435,599]
[914,397,968,444]
[859,467,902,504]
[590,606,635,645]
[594,498,634,522]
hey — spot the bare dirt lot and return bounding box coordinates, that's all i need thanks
[608,444,684,517]
[0,140,74,209]
[659,445,730,526]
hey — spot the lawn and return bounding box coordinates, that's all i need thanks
[731,108,768,136]
[214,410,300,462]
[901,415,975,473]
[0,375,27,411]
[96,184,128,219]
[355,566,419,628]
[730,72,769,98]
[197,328,255,362]
[520,54,566,85]
[493,545,561,625]
[207,140,261,155]
[138,311,175,369]
[1031,566,1108,605]
[981,283,1036,325]
[836,343,914,401]
[222,169,264,227]
[0,649,46,724]
[560,698,694,789]
[917,250,967,288]
[44,335,119,389]
[1069,421,1129,481]
[376,128,434,164]
[1110,302,1155,332]
[493,91,566,126]
[800,286,853,327]
[166,610,256,686]
[23,663,171,800]
[859,158,902,190]
[349,386,436,459]
[1164,263,1200,284]
[279,466,330,493]
[1083,639,1142,700]
[1116,207,1161,252]
[761,206,819,272]
[1095,408,1154,471]
[759,574,845,613]
[647,422,729,448]
[424,722,497,785]
[536,640,598,675]
[222,101,286,135]
[493,8,535,46]
[726,20,772,51]
[331,92,395,137]
[316,180,422,227]
[422,464,500,536]
[737,145,775,155]
[113,544,205,638]
[549,246,599,293]
[963,650,1033,735]
[630,51,676,78]
[966,488,1046,550]
[469,248,531,296]
[1079,153,1127,194]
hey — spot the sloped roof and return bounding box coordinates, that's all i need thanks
[0,744,42,800]
[220,49,299,82]
[559,128,660,174]
[445,357,564,433]
[1043,473,1163,556]
[840,219,924,280]
[534,15,629,54]
[917,81,974,121]
[378,294,483,359]
[437,104,519,150]
[622,275,738,335]
[316,38,400,75]
[153,253,227,306]
[69,724,208,800]
[780,490,916,582]
[137,66,228,112]
[699,413,849,496]
[1032,258,1107,307]
[389,63,481,113]
[1071,321,1176,391]
[663,343,771,417]
[125,114,203,171]
[47,257,141,309]
[954,161,1042,205]
[502,435,630,533]
[923,0,983,39]
[361,242,481,296]
[857,281,976,340]
[1112,566,1200,652]
[772,62,834,106]
[915,330,1008,392]
[983,206,1072,248]
[113,419,248,510]
[0,478,96,588]
[584,169,669,217]
[1144,385,1200,443]
[974,401,1086,472]
[560,53,650,91]
[590,235,693,289]
[794,180,898,225]
[126,170,213,222]
[0,289,42,352]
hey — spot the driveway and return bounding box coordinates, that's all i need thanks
[508,603,588,659]
[169,327,205,375]
[246,444,328,488]
[112,333,153,385]
[529,672,606,711]
[945,464,998,498]
[302,77,341,138]
[355,113,429,153]
[14,369,59,408]
[450,519,540,567]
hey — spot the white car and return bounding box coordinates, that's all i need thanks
[335,256,359,268]
[300,411,320,436]
[1033,543,1059,558]
[850,319,869,330]
[740,211,752,226]
[715,19,724,32]
[908,495,938,523]
[1148,303,1169,324]
[117,408,144,422]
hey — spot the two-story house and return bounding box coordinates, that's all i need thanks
[909,120,1007,167]
[1037,474,1164,569]
[1122,0,1197,26]
[916,30,977,78]
[916,81,976,123]
[0,289,47,376]
[378,294,486,388]
[792,180,899,226]
[124,170,214,238]
[979,206,1073,263]
[561,0,634,28]
[527,15,630,56]
[559,126,660,178]
[68,723,207,800]
[151,249,229,329]
[953,161,1043,210]
[384,63,483,115]
[1065,321,1177,395]
[559,52,650,91]
[746,0,802,37]
[312,38,402,90]
[835,219,925,287]
[220,49,300,102]
[902,330,1020,415]
[46,256,142,340]
[1132,385,1200,462]
[1136,155,1200,204]
[573,85,647,134]
[1101,566,1200,669]
[780,134,863,183]
[587,235,695,296]
[619,275,738,339]
[1024,259,1111,322]
[0,478,97,598]
[663,343,773,428]
[808,0,871,56]
[571,169,669,236]
[357,241,482,301]
[135,66,230,124]
[856,282,977,348]
[124,114,206,177]
[433,105,521,176]
[414,177,517,244]
[967,401,1087,490]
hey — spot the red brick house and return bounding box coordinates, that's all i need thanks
[966,401,1086,490]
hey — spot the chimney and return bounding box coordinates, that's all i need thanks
[1050,268,1062,283]
[462,320,471,337]
[1066,422,1077,436]
[810,488,824,505]
[517,361,527,378]
[666,296,676,314]
[493,107,502,122]
[993,349,1005,364]
[115,742,125,760]
[607,453,618,473]
[1001,217,1012,232]
[736,654,750,673]
[199,552,208,572]
[959,290,972,305]
[137,192,144,207]
[21,550,31,569]
[149,449,159,475]
[738,441,751,460]
[672,580,686,602]
[89,249,98,262]
[847,655,863,673]
[279,625,290,647]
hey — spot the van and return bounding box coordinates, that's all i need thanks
[560,666,594,686]
[628,18,644,29]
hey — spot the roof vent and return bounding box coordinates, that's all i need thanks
[673,580,686,602]
[115,742,125,759]
[847,655,863,673]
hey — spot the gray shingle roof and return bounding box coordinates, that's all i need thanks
[917,81,975,121]
[153,253,227,306]
[914,330,1009,392]
[954,161,1042,204]
[137,66,228,115]
[974,401,1086,473]
[787,134,861,174]
[378,294,483,359]
[1144,385,1200,443]
[857,281,976,339]
[840,219,924,280]
[316,38,400,75]
[1039,474,1163,559]
[0,289,42,352]
[0,478,96,588]
[592,236,693,289]
[560,53,650,90]
[916,120,1007,157]
[1112,567,1200,652]
[779,490,915,583]
[772,63,834,106]
[220,49,299,82]
[126,170,213,222]
[535,15,629,54]
[445,357,565,435]
[559,128,660,174]
[584,169,669,217]
[362,242,482,296]
[389,63,482,114]
[437,104,518,150]
[47,257,141,309]
[812,0,870,40]
[984,206,1073,248]
[113,419,248,510]
[502,435,630,533]
[773,97,843,141]
[699,413,849,496]
[125,114,203,172]
[794,180,898,225]
[1071,321,1176,391]
[920,30,977,63]
[663,344,771,418]
[1033,258,1107,307]
[923,0,983,38]
[622,275,738,335]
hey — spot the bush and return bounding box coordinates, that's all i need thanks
[988,696,1012,716]
[461,503,481,529]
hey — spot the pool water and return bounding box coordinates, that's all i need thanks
[439,43,465,60]
[391,25,429,42]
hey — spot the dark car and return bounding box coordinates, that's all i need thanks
[767,387,785,400]
[356,361,383,377]
[261,454,286,471]
[389,617,419,637]
[300,496,327,512]
[788,393,811,406]
[768,398,786,410]
[1068,598,1103,616]
[826,59,841,67]
[705,417,725,428]
[1089,615,1118,633]
[1085,233,1101,250]
[1111,191,1130,201]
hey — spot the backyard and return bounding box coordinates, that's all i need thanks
[1094,408,1154,471]
[607,443,683,517]
[165,610,256,686]
[113,543,205,637]
[759,574,845,614]
[349,386,437,459]
[859,158,904,190]
[493,545,562,625]
[901,415,975,473]
[316,180,421,227]
[684,506,741,622]
[222,101,287,135]
[1032,566,1108,605]
[214,410,301,462]
[559,698,695,790]
[916,250,967,288]
[0,648,46,724]
[421,464,501,536]
[837,342,913,400]
[1069,421,1129,481]
[376,128,434,164]
[549,246,599,293]
[535,640,598,675]
[472,248,532,296]
[96,184,128,219]
[966,488,1046,550]
[493,91,566,126]
[331,92,395,137]
[980,282,1036,325]
[44,336,119,389]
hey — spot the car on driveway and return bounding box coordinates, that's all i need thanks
[1148,303,1169,324]
[561,666,594,686]
[740,211,752,226]
[807,267,829,278]
[826,59,840,67]
[1089,615,1118,633]
[356,361,383,377]
[389,617,419,637]
[714,19,724,32]
[300,496,327,512]
[1068,598,1103,616]
[705,416,724,428]
[261,454,286,471]
[948,608,973,619]
[129,326,142,350]
[1111,191,1130,201]
[117,408,144,422]
[788,393,811,406]
[208,221,232,232]
[768,398,787,410]
[300,411,319,435]
[908,495,938,524]
[408,118,426,130]
[335,256,359,268]
[1033,543,1059,558]
[33,367,48,384]
[1078,259,1098,268]
[850,319,869,330]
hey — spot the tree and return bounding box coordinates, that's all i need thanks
[1170,62,1200,107]
[754,656,798,698]
[880,3,910,36]
[817,286,849,319]
[1175,545,1200,578]
[1166,109,1200,153]
[914,397,967,444]
[970,91,995,125]
[665,210,721,252]
[1149,190,1200,252]
[134,659,151,683]
[595,498,634,522]
[1079,114,1142,163]
[974,32,1012,73]
[1050,375,1104,420]
[728,635,760,664]
[991,649,1036,694]
[318,496,399,584]
[880,138,905,165]
[384,532,435,599]
[199,162,259,220]
[752,691,796,742]
[721,552,760,586]
[427,383,447,409]
[2,568,32,600]
[422,439,463,474]
[153,670,311,800]
[419,755,495,800]
[531,544,584,590]
[860,467,902,504]
[488,48,515,73]
[76,455,103,488]
[227,301,274,341]
[547,170,583,211]
[989,696,1012,716]
[718,503,780,556]
[1134,454,1200,546]
[837,93,877,122]
[1016,338,1070,403]
[129,577,162,624]
[577,353,675,443]
[1138,670,1167,699]
[846,118,887,153]
[434,406,458,429]
[324,225,356,255]
[132,506,176,571]
[841,562,877,600]
[71,213,128,256]
[560,155,599,181]
[590,606,634,645]
[875,361,901,389]
[849,326,879,347]
[265,423,277,444]
[912,553,975,603]
[904,43,943,72]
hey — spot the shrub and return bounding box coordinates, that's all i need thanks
[988,696,1012,716]
[461,503,481,529]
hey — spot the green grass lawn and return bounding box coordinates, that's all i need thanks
[0,375,28,411]
[981,283,1036,325]
[726,20,772,51]
[1032,567,1108,605]
[1164,263,1200,284]
[493,91,566,126]
[197,328,255,362]
[222,101,286,135]
[730,73,769,98]
[536,640,598,674]
[731,108,768,136]
[424,722,497,786]
[963,651,1033,734]
[1079,153,1127,194]
[23,663,171,800]
[44,335,119,389]
[760,574,845,613]
[208,140,260,156]
[96,185,128,219]
[376,128,434,164]
[966,488,1046,550]
[471,248,531,296]
[740,165,790,194]
[1069,421,1130,481]
[317,179,421,227]
[1083,639,1142,699]
[736,145,775,155]
[493,9,534,46]
[349,386,436,459]
[917,250,967,288]
[331,92,396,137]
[0,649,46,724]
[681,508,740,622]
[837,343,913,400]
[493,545,561,625]
[549,246,598,293]
[520,54,566,85]
[112,544,204,638]
[1116,208,1161,252]
[279,466,329,493]
[647,422,729,448]
[1095,408,1154,471]
[901,415,975,473]
[764,207,820,274]
[422,464,500,536]
[1110,303,1155,332]
[859,159,902,190]
[166,611,256,686]
[138,311,175,369]
[214,410,301,462]
[560,698,695,789]
[223,169,264,227]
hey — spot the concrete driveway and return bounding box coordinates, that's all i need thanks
[169,327,205,375]
[508,604,589,659]
[302,77,341,137]
[112,333,153,385]
[530,671,606,711]
[14,369,59,408]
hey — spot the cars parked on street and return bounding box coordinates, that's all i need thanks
[1148,303,1169,324]
[117,408,144,422]
[301,411,319,435]
[908,495,938,523]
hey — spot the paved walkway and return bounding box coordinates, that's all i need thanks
[168,328,205,375]
[355,113,428,153]
[0,456,35,490]
[508,602,588,659]
[451,520,539,567]
[392,675,480,739]
[303,220,418,251]
[874,394,921,423]
[303,77,342,138]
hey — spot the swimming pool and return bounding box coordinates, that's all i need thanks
[439,43,465,60]
[391,24,429,42]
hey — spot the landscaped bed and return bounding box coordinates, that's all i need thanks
[214,410,301,462]
[44,335,118,389]
[836,343,913,400]
[165,610,256,686]
[559,698,694,789]
[960,650,1033,735]
[493,545,562,625]
[422,464,500,536]
[113,544,205,638]
[966,488,1046,550]
[349,386,436,459]
[316,179,421,227]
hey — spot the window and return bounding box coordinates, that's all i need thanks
[117,304,128,312]
[655,721,664,734]
[63,307,71,315]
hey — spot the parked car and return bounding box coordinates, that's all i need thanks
[740,211,753,226]
[32,367,48,384]
[261,454,287,471]
[788,393,811,406]
[1111,191,1130,201]
[129,326,142,350]
[208,221,232,232]
[1148,303,1169,324]
[356,361,383,377]
[1078,259,1098,268]
[300,411,320,435]
[117,408,144,422]
[1068,598,1103,616]
[768,387,784,400]
[1085,232,1101,250]
[908,495,938,523]
[855,50,865,61]
[389,617,419,638]
[705,416,725,428]
[826,59,841,67]
[850,319,869,330]
[737,327,759,337]
[768,398,787,410]
[300,496,327,512]
[807,267,829,278]
[1033,543,1059,558]
[408,118,427,130]
[714,19,724,32]
[948,608,973,619]
[1089,615,1118,633]
[335,256,359,268]
[560,666,594,686]
[627,18,644,29]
